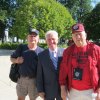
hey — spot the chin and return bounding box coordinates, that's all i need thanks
[51,47,56,50]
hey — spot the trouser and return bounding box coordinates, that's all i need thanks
[45,98,61,100]
[16,76,37,99]
[45,96,62,100]
[36,97,62,100]
[68,88,97,100]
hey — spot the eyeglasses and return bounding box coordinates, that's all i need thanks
[29,34,37,37]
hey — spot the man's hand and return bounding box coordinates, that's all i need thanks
[38,92,45,100]
[96,94,100,100]
[96,88,100,100]
[36,96,44,100]
[10,57,24,64]
[61,85,68,100]
[16,57,24,64]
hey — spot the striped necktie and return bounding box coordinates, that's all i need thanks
[51,51,58,70]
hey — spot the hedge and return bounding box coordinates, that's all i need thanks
[0,43,47,50]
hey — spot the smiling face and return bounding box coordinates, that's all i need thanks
[27,33,39,45]
[72,31,87,47]
[46,32,58,51]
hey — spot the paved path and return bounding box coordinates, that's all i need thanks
[0,50,28,100]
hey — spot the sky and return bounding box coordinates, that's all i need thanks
[91,0,100,8]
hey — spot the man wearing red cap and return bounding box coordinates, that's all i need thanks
[59,23,100,100]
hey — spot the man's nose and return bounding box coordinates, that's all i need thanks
[76,34,81,38]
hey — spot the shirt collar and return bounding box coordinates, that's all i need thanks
[49,48,57,53]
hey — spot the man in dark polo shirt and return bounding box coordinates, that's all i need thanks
[10,28,43,100]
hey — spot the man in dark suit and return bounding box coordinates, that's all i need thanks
[36,30,64,100]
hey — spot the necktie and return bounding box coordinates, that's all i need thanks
[51,51,58,70]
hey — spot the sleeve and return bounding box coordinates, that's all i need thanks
[59,49,68,86]
[11,44,23,58]
[97,46,100,87]
[36,54,44,92]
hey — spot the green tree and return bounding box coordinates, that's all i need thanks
[11,0,74,40]
[0,0,17,42]
[0,0,17,15]
[84,2,100,41]
[0,0,17,24]
[64,0,93,22]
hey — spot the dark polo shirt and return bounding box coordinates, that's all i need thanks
[11,44,43,78]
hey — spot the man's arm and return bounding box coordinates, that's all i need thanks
[96,46,100,100]
[61,85,68,100]
[10,44,24,64]
[10,57,23,64]
[36,54,45,99]
[59,49,69,100]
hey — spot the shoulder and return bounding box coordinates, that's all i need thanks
[38,49,48,56]
[17,44,27,50]
[10,44,26,57]
[16,44,23,49]
[37,46,44,52]
[58,48,64,56]
[18,43,26,47]
[64,44,75,54]
[58,47,64,52]
[88,42,100,50]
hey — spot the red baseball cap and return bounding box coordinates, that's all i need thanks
[72,23,85,34]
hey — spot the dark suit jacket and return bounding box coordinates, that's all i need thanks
[37,48,64,100]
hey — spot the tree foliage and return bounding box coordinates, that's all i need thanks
[0,0,17,42]
[65,0,93,22]
[11,0,74,39]
[0,0,17,22]
[84,2,100,41]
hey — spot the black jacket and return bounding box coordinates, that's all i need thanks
[37,48,64,99]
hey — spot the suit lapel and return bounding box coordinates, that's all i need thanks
[45,49,56,71]
[45,48,63,72]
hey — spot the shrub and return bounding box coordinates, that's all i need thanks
[0,43,47,50]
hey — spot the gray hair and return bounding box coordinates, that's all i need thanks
[45,30,58,39]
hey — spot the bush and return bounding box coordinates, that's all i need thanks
[58,43,68,49]
[39,43,47,49]
[0,42,68,50]
[0,43,19,50]
[0,43,47,50]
